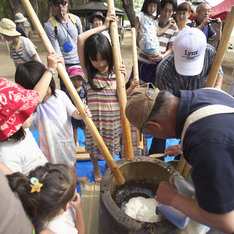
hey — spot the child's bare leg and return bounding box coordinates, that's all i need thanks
[90,154,102,182]
[72,162,90,183]
[73,129,79,147]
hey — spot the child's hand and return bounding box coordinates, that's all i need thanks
[83,105,92,118]
[70,192,82,211]
[47,52,63,72]
[104,10,116,28]
[72,105,91,120]
[148,52,164,62]
[169,18,176,26]
[130,77,139,90]
[113,61,126,77]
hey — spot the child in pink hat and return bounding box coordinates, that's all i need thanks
[67,65,87,147]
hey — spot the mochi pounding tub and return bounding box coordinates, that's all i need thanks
[99,156,179,234]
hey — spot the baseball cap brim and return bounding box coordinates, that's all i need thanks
[174,52,205,76]
[69,74,85,80]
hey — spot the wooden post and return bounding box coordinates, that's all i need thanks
[106,0,134,161]
[21,0,125,185]
[205,6,234,87]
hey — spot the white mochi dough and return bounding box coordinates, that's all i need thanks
[124,196,162,222]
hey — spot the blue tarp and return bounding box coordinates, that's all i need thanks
[30,129,180,194]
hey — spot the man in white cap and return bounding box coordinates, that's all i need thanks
[125,83,234,233]
[156,27,223,95]
[15,12,28,37]
[149,27,223,157]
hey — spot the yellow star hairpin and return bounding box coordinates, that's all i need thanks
[30,177,43,193]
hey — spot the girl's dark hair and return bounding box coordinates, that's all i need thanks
[141,0,160,19]
[15,61,56,97]
[7,163,77,229]
[3,127,25,142]
[160,0,177,12]
[84,33,113,91]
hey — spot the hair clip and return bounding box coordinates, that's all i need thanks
[30,177,43,193]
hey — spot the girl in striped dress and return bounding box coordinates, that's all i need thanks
[78,11,125,182]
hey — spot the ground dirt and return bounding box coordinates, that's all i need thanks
[0,30,233,92]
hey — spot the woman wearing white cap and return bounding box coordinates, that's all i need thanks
[0,18,41,68]
[15,12,28,38]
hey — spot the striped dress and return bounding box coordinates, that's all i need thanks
[86,72,121,159]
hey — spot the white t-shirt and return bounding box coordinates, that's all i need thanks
[34,90,77,166]
[0,128,47,175]
[10,36,41,67]
[39,205,78,234]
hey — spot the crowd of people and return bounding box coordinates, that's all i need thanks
[0,0,233,233]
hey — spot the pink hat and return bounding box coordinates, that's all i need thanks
[67,66,85,79]
[0,77,39,141]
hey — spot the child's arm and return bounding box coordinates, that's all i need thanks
[30,54,41,62]
[70,193,86,234]
[78,11,116,77]
[33,52,62,103]
[72,105,92,120]
[0,162,13,175]
[135,16,140,38]
[126,77,139,96]
[157,19,175,36]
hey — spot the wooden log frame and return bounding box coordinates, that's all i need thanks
[76,146,90,161]
[176,6,234,179]
[107,0,134,162]
[21,0,125,185]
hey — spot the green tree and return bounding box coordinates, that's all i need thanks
[0,0,13,19]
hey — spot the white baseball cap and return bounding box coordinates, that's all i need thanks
[172,28,206,76]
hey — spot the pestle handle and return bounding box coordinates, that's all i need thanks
[131,28,144,149]
[21,0,125,185]
[205,6,234,87]
[107,0,134,161]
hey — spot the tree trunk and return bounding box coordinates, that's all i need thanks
[47,0,53,18]
[7,0,25,18]
[121,0,135,27]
